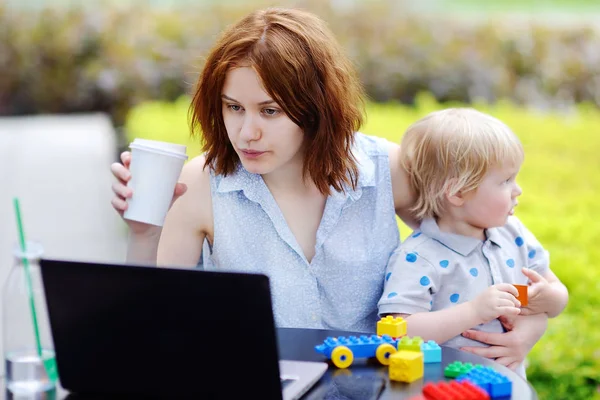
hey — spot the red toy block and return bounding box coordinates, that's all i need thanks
[423,380,490,400]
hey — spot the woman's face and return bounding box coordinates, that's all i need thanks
[221,66,305,176]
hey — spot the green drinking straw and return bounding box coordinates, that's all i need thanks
[13,198,58,383]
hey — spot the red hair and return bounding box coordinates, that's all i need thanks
[189,7,365,195]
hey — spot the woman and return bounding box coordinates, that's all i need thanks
[111,7,546,369]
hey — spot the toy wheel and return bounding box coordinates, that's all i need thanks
[375,343,397,365]
[331,346,354,368]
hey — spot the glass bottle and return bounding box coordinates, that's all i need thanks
[3,241,56,399]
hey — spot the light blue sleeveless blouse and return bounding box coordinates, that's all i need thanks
[198,132,400,332]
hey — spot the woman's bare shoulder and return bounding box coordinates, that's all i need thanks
[170,154,213,238]
[182,155,211,187]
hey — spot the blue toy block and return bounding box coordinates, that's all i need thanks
[315,334,398,359]
[421,340,441,363]
[457,366,512,398]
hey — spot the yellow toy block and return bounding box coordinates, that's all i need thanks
[376,316,407,338]
[389,350,424,383]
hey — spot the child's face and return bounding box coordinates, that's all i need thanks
[221,66,306,177]
[462,163,523,229]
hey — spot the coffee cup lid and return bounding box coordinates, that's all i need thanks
[129,142,188,160]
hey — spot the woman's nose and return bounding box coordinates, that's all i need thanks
[239,115,261,142]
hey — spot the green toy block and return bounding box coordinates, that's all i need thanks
[397,336,424,352]
[444,361,483,378]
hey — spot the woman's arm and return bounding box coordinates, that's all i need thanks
[126,228,162,266]
[126,156,212,268]
[460,313,549,370]
[388,143,418,229]
[157,156,212,267]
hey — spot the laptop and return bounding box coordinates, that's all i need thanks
[39,259,328,399]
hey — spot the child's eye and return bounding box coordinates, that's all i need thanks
[263,108,280,116]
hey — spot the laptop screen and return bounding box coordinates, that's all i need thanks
[40,259,284,399]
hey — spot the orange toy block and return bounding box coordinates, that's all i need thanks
[513,284,528,307]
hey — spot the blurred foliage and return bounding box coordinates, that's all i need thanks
[126,94,600,400]
[1,0,600,126]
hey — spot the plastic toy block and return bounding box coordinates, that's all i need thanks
[444,361,482,378]
[513,284,528,306]
[397,335,424,352]
[422,380,490,400]
[315,334,398,358]
[389,350,423,383]
[377,315,407,338]
[457,366,512,398]
[421,340,441,363]
[314,334,399,368]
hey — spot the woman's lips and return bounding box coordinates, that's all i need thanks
[241,149,266,159]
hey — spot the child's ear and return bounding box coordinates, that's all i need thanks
[445,179,467,207]
[446,191,466,207]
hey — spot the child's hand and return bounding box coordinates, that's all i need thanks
[519,268,552,316]
[470,284,521,324]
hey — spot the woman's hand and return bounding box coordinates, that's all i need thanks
[110,151,187,236]
[460,313,548,370]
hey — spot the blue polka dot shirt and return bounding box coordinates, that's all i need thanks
[378,217,549,351]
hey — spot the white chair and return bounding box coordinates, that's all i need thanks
[0,113,128,376]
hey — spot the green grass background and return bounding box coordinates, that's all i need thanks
[125,94,600,399]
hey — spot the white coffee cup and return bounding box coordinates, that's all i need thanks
[123,138,188,226]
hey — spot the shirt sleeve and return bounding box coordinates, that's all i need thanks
[512,217,550,276]
[378,247,439,316]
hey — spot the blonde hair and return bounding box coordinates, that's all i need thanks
[401,108,524,220]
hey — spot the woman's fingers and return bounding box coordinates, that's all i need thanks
[111,162,131,183]
[495,356,519,368]
[120,151,132,167]
[174,182,188,197]
[112,182,132,200]
[111,197,128,214]
[459,344,507,359]
[461,329,506,346]
[498,315,516,330]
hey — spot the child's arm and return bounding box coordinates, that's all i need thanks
[388,283,521,344]
[519,268,568,318]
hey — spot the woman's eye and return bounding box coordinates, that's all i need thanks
[228,104,242,111]
[263,108,279,116]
